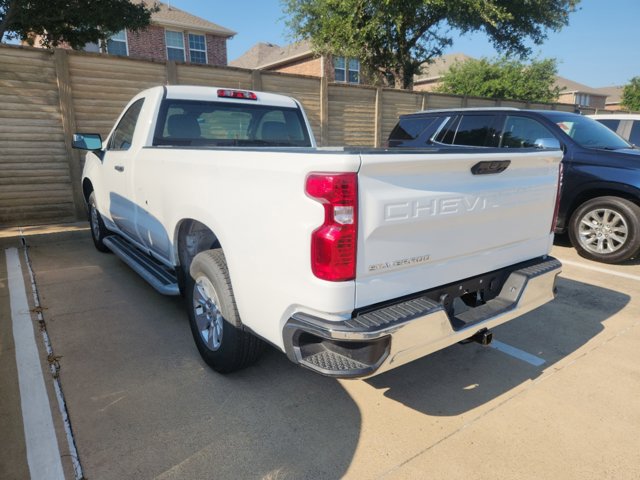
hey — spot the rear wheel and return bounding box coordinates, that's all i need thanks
[568,196,640,263]
[88,192,110,253]
[186,249,264,373]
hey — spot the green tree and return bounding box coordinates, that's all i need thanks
[436,57,561,102]
[0,0,158,49]
[283,0,580,89]
[621,77,640,111]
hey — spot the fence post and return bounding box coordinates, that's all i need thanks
[421,94,428,111]
[166,61,178,84]
[251,70,263,91]
[54,49,86,220]
[374,87,383,147]
[320,76,329,146]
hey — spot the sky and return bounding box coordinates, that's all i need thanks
[166,0,638,88]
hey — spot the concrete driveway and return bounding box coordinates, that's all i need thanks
[1,227,639,479]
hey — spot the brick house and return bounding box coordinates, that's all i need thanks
[230,40,362,84]
[40,1,235,65]
[593,86,624,111]
[554,77,609,110]
[412,53,474,91]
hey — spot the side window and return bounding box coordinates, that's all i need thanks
[596,119,621,133]
[108,99,144,150]
[435,116,459,144]
[628,121,640,146]
[436,115,498,147]
[500,116,556,148]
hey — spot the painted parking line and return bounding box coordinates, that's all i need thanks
[559,258,640,282]
[489,340,546,367]
[6,248,65,480]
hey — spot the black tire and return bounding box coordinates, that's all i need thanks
[186,249,264,373]
[568,196,640,263]
[88,192,111,253]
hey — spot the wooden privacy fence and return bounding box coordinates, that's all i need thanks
[0,44,594,227]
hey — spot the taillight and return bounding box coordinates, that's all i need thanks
[551,162,564,233]
[305,173,358,281]
[217,89,257,100]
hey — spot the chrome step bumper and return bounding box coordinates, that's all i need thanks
[283,256,562,378]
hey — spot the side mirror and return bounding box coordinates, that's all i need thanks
[534,137,561,150]
[72,133,103,151]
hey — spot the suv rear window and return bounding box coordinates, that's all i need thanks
[153,100,312,147]
[435,115,499,147]
[388,116,438,145]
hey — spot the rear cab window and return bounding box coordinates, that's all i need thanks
[153,99,312,147]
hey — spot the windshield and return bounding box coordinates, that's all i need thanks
[551,113,631,150]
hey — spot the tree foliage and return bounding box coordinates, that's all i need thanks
[0,0,158,49]
[283,0,580,89]
[621,77,640,112]
[436,57,561,103]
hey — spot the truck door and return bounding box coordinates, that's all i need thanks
[101,98,145,241]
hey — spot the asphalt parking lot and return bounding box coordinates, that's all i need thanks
[1,226,639,480]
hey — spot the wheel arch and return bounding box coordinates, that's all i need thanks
[174,219,222,272]
[82,178,94,205]
[565,183,640,226]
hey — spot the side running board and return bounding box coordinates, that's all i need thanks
[103,236,180,296]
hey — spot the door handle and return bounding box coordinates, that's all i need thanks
[114,165,124,172]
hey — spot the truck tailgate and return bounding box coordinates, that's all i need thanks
[355,149,562,308]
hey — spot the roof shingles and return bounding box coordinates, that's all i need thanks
[230,40,314,69]
[132,0,235,37]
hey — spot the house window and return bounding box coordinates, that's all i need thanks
[348,58,360,83]
[107,30,128,56]
[334,56,360,84]
[165,30,185,62]
[188,33,207,64]
[576,93,590,106]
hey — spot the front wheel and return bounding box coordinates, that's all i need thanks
[568,196,640,263]
[88,192,110,253]
[186,249,264,373]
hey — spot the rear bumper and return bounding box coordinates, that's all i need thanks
[283,256,561,378]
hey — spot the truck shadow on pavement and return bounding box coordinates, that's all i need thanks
[554,233,640,265]
[24,232,360,480]
[23,232,630,480]
[365,277,629,416]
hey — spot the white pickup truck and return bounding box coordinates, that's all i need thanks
[72,86,562,378]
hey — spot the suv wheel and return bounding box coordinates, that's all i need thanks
[568,196,640,263]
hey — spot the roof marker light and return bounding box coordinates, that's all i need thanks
[217,89,257,100]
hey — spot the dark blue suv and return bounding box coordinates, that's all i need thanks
[388,108,640,263]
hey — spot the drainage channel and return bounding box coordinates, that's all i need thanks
[20,234,85,480]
